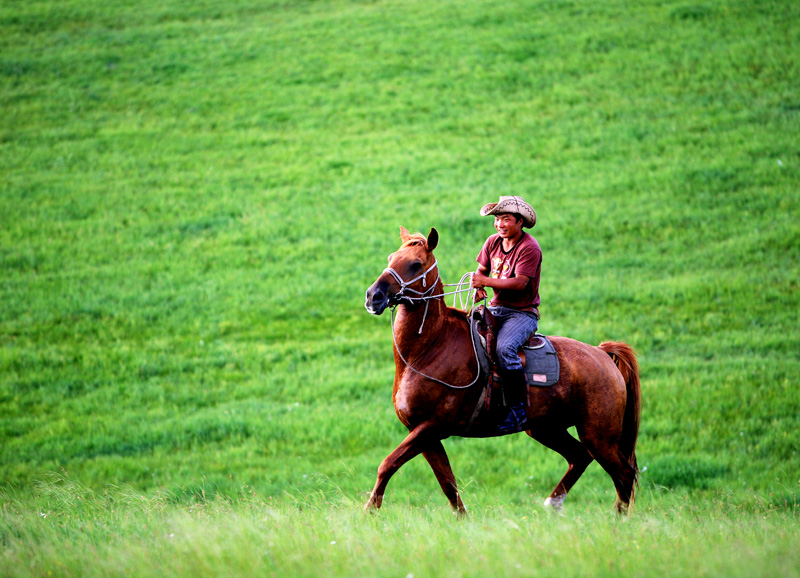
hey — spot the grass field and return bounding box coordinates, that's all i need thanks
[2,0,799,576]
[3,476,799,578]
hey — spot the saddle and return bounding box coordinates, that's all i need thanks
[470,305,560,410]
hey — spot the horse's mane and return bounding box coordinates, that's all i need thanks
[399,233,429,249]
[445,307,469,323]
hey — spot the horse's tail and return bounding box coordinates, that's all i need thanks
[599,341,641,490]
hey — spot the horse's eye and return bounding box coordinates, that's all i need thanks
[410,261,423,272]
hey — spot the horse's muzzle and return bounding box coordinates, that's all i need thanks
[365,279,391,315]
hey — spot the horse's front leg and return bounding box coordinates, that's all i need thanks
[364,424,437,512]
[423,440,466,515]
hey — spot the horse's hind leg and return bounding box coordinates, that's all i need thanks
[592,448,637,513]
[579,434,637,513]
[527,428,593,513]
[423,440,466,515]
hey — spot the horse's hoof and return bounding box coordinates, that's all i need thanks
[614,501,633,516]
[543,495,565,515]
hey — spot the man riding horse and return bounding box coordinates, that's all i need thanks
[470,196,542,434]
[364,218,640,514]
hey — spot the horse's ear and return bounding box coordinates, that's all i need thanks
[427,227,439,252]
[399,226,412,243]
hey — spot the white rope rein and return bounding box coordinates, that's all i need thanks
[383,261,477,313]
[385,264,484,389]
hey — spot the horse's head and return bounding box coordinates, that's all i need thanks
[365,226,439,315]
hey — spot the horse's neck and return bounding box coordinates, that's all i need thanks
[394,290,469,361]
[393,297,449,356]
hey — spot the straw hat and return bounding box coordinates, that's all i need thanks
[479,196,536,228]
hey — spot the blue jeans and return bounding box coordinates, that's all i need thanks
[489,306,539,371]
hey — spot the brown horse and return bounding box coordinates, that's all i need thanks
[364,227,641,514]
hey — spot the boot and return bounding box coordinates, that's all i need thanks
[497,368,529,434]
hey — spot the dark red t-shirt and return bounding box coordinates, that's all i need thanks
[476,232,541,315]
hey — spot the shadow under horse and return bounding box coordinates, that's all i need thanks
[364,227,641,514]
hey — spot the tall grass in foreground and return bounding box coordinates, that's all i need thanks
[2,0,798,499]
[1,478,798,578]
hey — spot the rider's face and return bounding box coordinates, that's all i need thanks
[494,213,522,239]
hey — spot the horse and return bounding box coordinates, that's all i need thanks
[363,226,641,515]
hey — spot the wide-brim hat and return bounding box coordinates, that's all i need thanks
[480,196,536,228]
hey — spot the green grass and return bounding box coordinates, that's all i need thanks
[2,476,799,578]
[2,0,800,575]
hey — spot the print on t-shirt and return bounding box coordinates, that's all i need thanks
[491,256,510,279]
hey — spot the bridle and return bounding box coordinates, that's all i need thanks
[382,258,439,336]
[383,259,440,308]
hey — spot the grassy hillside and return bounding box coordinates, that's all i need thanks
[1,0,799,574]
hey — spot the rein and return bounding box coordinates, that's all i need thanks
[383,261,476,333]
[385,264,483,390]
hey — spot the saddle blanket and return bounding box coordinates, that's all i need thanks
[522,334,560,387]
[470,313,560,388]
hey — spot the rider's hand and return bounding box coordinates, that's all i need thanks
[471,271,489,301]
[471,271,488,288]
